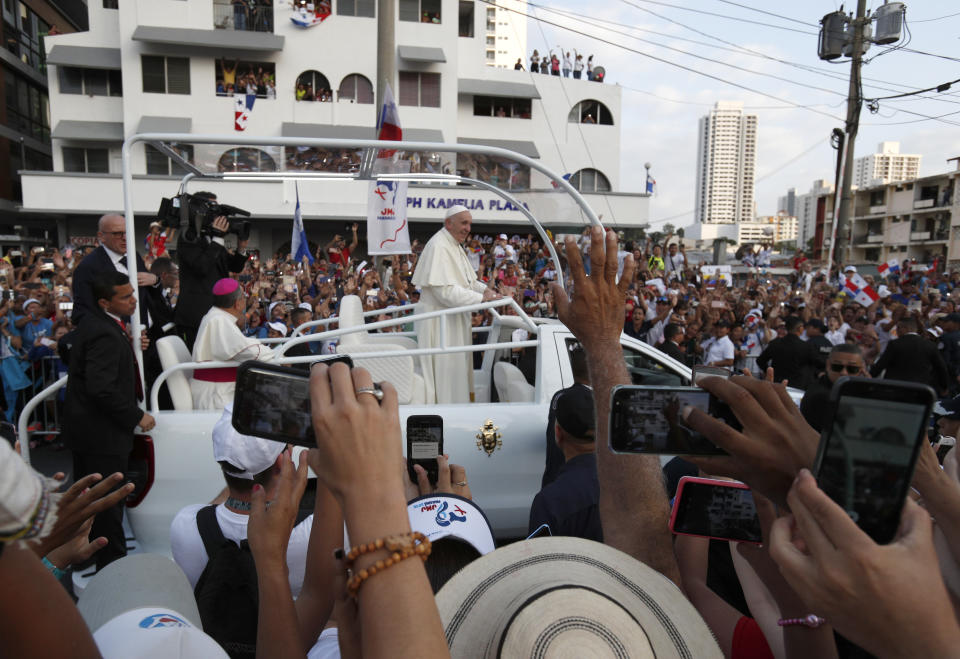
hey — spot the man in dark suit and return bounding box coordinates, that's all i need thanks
[757,316,820,390]
[871,315,950,394]
[173,193,249,351]
[142,257,179,408]
[71,214,160,327]
[63,271,156,570]
[657,323,686,363]
[801,344,867,432]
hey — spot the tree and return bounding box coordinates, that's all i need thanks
[663,223,675,235]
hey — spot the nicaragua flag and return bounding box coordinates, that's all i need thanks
[234,93,255,131]
[291,183,313,265]
[877,258,900,277]
[843,272,879,308]
[646,174,656,195]
[376,83,402,158]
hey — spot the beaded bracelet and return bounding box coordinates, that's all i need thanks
[778,614,826,628]
[345,532,432,598]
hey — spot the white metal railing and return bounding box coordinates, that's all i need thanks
[17,375,67,466]
[291,302,421,337]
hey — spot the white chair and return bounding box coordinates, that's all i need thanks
[493,361,535,403]
[156,336,194,411]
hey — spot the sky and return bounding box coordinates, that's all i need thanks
[522,0,960,230]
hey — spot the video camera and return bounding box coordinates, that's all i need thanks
[157,193,252,242]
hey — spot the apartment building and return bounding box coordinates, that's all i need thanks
[694,101,757,227]
[853,141,921,189]
[19,0,645,253]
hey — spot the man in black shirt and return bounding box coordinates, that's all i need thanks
[871,315,950,394]
[757,316,820,390]
[658,322,686,363]
[800,344,866,432]
[529,386,601,542]
[804,318,833,372]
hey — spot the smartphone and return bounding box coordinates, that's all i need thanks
[937,435,956,464]
[231,356,355,446]
[1,290,14,301]
[609,385,728,456]
[31,246,43,254]
[692,365,732,385]
[406,415,443,485]
[814,377,935,544]
[670,477,762,545]
[58,302,73,311]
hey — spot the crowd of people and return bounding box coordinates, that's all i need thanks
[519,48,604,81]
[8,207,960,657]
[216,60,277,99]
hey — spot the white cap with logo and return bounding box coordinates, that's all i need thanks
[214,403,285,479]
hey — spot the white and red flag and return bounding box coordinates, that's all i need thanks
[234,94,255,131]
[376,83,402,157]
[844,272,879,307]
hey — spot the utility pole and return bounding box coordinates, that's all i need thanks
[376,0,396,115]
[834,0,868,267]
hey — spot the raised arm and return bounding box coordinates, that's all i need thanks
[551,227,681,584]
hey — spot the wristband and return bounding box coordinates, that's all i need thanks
[778,614,826,628]
[42,556,66,580]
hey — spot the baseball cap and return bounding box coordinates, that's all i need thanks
[436,537,721,658]
[877,284,891,298]
[266,321,287,334]
[217,403,285,479]
[498,233,507,240]
[554,387,595,440]
[297,302,313,312]
[407,494,496,556]
[928,326,944,338]
[844,265,857,273]
[77,554,228,659]
[935,395,960,420]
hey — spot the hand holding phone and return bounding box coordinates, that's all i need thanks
[670,477,762,544]
[406,415,443,485]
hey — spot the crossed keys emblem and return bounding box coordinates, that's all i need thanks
[476,419,502,457]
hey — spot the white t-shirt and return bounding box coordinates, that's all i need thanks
[705,335,735,365]
[170,503,313,597]
[665,252,685,279]
[647,318,668,347]
[308,628,340,659]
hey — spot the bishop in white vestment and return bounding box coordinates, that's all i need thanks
[411,206,498,403]
[191,278,275,410]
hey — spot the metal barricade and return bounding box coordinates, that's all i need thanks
[19,354,66,440]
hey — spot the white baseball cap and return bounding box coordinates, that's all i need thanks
[77,554,228,659]
[844,265,857,273]
[266,321,287,335]
[407,494,495,555]
[297,302,313,311]
[215,403,285,479]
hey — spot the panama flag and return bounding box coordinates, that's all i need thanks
[646,173,657,195]
[877,258,900,277]
[234,93,255,131]
[376,83,402,157]
[291,183,313,265]
[844,272,879,307]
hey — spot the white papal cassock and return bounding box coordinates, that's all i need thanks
[411,227,487,404]
[191,306,276,410]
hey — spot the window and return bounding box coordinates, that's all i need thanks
[570,168,611,193]
[63,147,109,173]
[4,66,48,141]
[399,0,440,23]
[398,71,440,107]
[145,144,195,176]
[58,67,122,96]
[473,95,530,119]
[103,0,119,7]
[217,59,275,98]
[458,0,474,37]
[295,70,332,101]
[214,0,274,32]
[338,73,373,103]
[568,100,614,125]
[337,0,374,17]
[142,55,190,94]
[218,147,277,173]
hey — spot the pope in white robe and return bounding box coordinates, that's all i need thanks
[412,205,498,403]
[192,278,275,410]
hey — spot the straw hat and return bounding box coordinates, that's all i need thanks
[436,536,721,658]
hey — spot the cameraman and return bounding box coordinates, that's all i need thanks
[173,192,249,351]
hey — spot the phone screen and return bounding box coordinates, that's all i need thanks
[407,415,443,484]
[231,357,354,446]
[671,479,762,544]
[609,386,727,455]
[815,379,934,544]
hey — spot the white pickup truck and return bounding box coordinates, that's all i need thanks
[117,298,702,555]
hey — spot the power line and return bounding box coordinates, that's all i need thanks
[865,77,960,102]
[755,138,828,183]
[910,10,960,23]
[711,0,816,28]
[901,46,960,64]
[617,0,818,35]
[477,0,846,123]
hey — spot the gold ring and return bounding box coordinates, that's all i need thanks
[355,387,384,401]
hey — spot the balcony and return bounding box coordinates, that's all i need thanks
[867,233,885,243]
[915,198,936,209]
[911,231,931,241]
[869,205,887,214]
[214,0,275,33]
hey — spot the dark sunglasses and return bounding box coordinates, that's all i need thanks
[829,363,861,374]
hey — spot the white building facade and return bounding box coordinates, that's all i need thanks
[694,101,757,226]
[481,0,526,69]
[21,0,644,254]
[795,178,834,250]
[853,141,921,189]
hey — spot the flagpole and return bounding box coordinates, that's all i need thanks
[376,0,396,117]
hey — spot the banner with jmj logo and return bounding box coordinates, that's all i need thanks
[366,159,411,255]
